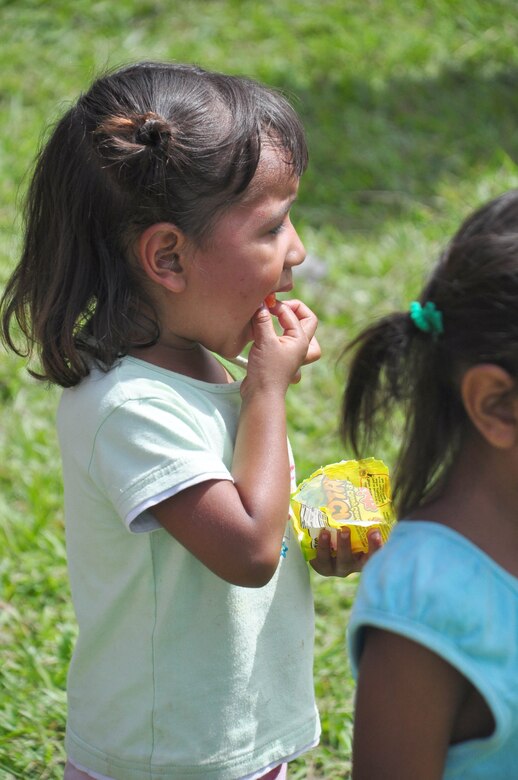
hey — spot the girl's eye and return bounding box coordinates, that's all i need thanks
[269,222,285,235]
[268,220,285,236]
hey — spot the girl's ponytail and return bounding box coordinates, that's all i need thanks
[341,302,464,517]
[93,112,178,180]
[341,311,413,456]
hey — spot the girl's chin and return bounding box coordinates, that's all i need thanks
[219,330,253,360]
[205,320,255,360]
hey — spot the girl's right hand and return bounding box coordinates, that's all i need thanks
[242,298,320,395]
[280,298,321,367]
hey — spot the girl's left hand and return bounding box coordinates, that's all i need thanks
[310,527,383,577]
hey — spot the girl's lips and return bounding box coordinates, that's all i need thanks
[268,283,293,299]
[258,284,293,311]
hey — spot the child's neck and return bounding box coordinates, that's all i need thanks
[128,341,233,383]
[413,436,518,579]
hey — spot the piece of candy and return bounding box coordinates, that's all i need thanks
[264,293,277,309]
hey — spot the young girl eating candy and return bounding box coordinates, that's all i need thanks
[342,190,518,779]
[1,61,379,780]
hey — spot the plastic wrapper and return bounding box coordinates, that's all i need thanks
[290,458,395,560]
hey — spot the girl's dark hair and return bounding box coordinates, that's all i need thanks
[1,61,308,387]
[341,189,518,516]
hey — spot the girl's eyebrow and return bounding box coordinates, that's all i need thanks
[268,196,297,222]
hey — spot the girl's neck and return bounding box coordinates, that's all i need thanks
[128,341,233,383]
[411,436,518,578]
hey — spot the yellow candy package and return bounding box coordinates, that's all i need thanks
[290,458,396,560]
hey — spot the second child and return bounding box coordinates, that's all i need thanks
[342,190,518,779]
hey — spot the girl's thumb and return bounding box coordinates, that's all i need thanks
[251,304,275,340]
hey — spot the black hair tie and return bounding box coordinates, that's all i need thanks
[136,118,167,148]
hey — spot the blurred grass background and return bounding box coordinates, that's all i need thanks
[2,1,518,777]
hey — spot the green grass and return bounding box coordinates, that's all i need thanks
[2,1,518,777]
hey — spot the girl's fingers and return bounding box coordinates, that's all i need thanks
[271,299,308,339]
[310,530,335,576]
[250,303,284,347]
[247,304,304,386]
[303,335,321,365]
[258,301,311,360]
[335,528,362,575]
[310,526,384,578]
[275,299,321,365]
[278,299,319,341]
[367,529,383,555]
[249,300,319,383]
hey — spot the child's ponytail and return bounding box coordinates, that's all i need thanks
[341,302,464,517]
[95,112,175,160]
[93,112,188,194]
[341,312,413,456]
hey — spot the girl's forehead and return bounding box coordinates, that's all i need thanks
[242,145,300,202]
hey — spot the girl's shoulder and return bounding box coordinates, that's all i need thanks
[57,356,185,435]
[349,521,518,667]
[361,520,518,596]
[60,354,240,410]
[59,356,155,409]
[57,354,243,449]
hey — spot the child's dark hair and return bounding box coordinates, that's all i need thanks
[1,61,308,387]
[341,189,518,517]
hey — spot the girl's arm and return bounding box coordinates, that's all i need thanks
[152,300,319,587]
[352,628,470,780]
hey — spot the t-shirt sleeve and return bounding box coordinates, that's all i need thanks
[88,396,233,532]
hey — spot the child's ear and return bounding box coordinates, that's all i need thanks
[136,223,188,293]
[461,364,518,449]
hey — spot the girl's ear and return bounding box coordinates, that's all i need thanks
[136,223,188,293]
[461,364,518,449]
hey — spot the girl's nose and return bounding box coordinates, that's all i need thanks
[285,225,306,268]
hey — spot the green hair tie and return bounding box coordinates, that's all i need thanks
[409,301,444,337]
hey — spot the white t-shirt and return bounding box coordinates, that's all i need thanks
[58,356,320,780]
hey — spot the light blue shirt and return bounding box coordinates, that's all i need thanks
[348,521,518,779]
